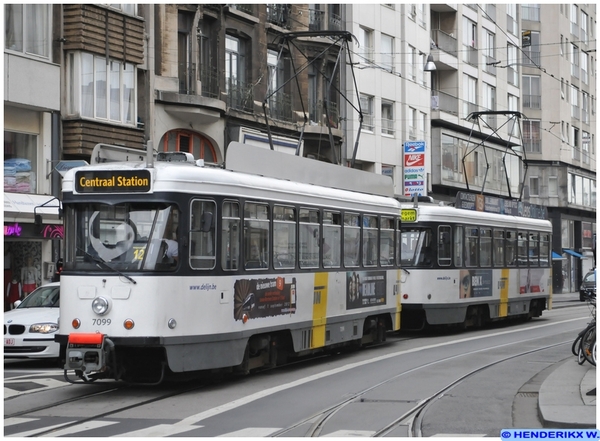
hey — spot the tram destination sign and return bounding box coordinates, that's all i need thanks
[455,191,548,220]
[75,170,151,193]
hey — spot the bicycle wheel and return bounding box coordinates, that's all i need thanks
[582,325,596,366]
[572,333,583,356]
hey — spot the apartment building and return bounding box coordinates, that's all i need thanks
[3,4,596,296]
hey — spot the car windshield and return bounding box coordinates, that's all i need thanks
[584,271,596,283]
[18,285,60,308]
[64,202,179,272]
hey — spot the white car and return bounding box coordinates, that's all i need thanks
[4,282,60,359]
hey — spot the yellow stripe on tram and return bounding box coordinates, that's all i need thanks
[311,272,329,349]
[499,268,509,317]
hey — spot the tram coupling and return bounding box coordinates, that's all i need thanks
[64,333,115,383]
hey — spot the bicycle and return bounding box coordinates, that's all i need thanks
[572,290,596,366]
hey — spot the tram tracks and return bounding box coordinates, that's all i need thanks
[272,340,570,437]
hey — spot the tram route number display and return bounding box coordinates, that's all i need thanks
[234,277,297,321]
[75,170,151,193]
[347,270,387,310]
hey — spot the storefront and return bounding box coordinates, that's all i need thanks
[4,193,63,311]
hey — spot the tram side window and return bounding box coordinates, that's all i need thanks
[529,232,539,267]
[380,217,395,266]
[274,205,296,269]
[221,200,240,271]
[540,233,550,267]
[454,225,464,267]
[506,230,517,266]
[363,215,378,267]
[244,202,270,269]
[344,213,360,267]
[299,208,319,269]
[190,200,216,270]
[438,226,452,266]
[493,229,505,267]
[517,231,528,266]
[465,227,478,267]
[480,228,492,267]
[323,211,341,268]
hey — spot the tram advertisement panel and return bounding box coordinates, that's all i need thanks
[459,269,493,298]
[346,271,387,309]
[520,268,548,294]
[234,277,296,321]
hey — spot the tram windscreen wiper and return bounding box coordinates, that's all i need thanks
[77,247,137,285]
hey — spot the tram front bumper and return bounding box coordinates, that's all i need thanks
[65,333,109,373]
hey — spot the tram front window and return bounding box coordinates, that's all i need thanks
[400,228,432,267]
[65,203,180,272]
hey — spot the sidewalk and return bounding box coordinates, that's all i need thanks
[538,358,596,428]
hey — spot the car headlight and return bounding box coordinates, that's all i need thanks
[29,323,59,334]
[92,296,111,315]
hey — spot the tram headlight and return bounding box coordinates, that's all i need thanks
[91,296,111,315]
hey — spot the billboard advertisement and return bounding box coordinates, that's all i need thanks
[403,141,427,197]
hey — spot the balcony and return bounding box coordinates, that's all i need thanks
[178,63,196,95]
[431,91,458,116]
[431,29,458,58]
[266,4,291,29]
[227,79,254,112]
[200,65,219,99]
[308,9,342,32]
[309,100,339,128]
[523,94,541,109]
[228,4,254,15]
[268,91,293,122]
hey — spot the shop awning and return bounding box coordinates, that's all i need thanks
[563,249,585,259]
[552,251,565,260]
[3,193,61,223]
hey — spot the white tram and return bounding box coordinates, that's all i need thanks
[57,143,404,383]
[398,199,552,330]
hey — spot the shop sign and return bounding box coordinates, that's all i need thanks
[4,223,23,237]
[4,222,64,239]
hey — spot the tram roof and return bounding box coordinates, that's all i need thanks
[400,202,552,230]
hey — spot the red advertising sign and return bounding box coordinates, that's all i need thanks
[404,153,425,167]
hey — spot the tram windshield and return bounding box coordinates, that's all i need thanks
[64,203,179,272]
[400,227,432,267]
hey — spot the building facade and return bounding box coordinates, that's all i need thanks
[3,4,596,301]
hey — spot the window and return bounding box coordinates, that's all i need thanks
[570,4,579,37]
[408,107,417,139]
[483,31,496,74]
[463,74,477,118]
[506,4,518,35]
[381,100,394,136]
[273,205,296,269]
[508,94,519,136]
[480,228,492,267]
[506,230,517,266]
[323,211,341,268]
[581,51,589,84]
[571,85,579,119]
[522,75,541,109]
[522,4,540,21]
[267,49,290,120]
[529,176,539,196]
[178,11,194,94]
[493,229,505,267]
[454,225,464,267]
[483,83,496,127]
[362,215,378,267]
[438,226,452,267]
[507,44,519,86]
[68,52,136,125]
[548,176,558,196]
[221,201,240,270]
[521,31,540,66]
[571,44,580,78]
[581,11,588,44]
[528,232,539,267]
[381,34,394,72]
[360,94,374,132]
[462,17,477,65]
[540,233,550,266]
[344,213,360,267]
[161,130,217,162]
[523,120,541,153]
[244,202,270,269]
[225,35,249,109]
[4,4,50,58]
[517,231,527,266]
[357,26,373,63]
[582,131,590,164]
[406,45,417,81]
[190,200,216,270]
[571,126,580,160]
[299,208,319,269]
[380,217,395,266]
[465,227,479,267]
[3,131,37,194]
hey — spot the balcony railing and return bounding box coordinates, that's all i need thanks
[431,29,457,57]
[483,55,497,75]
[521,5,540,21]
[521,51,540,66]
[507,66,519,86]
[266,4,291,29]
[178,63,196,95]
[200,65,219,99]
[463,45,478,66]
[227,79,254,112]
[228,4,253,15]
[308,9,342,31]
[268,91,293,122]
[431,91,458,115]
[523,94,541,109]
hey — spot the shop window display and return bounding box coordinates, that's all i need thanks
[4,131,37,194]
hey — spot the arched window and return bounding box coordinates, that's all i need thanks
[161,130,217,162]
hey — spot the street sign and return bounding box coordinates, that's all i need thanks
[54,160,89,177]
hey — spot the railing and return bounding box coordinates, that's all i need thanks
[523,139,541,153]
[431,91,458,115]
[266,4,291,29]
[483,55,496,75]
[521,5,540,21]
[200,65,219,99]
[523,94,541,109]
[178,63,196,95]
[227,79,254,112]
[268,91,293,122]
[521,51,540,66]
[228,4,253,15]
[463,45,478,66]
[431,29,457,57]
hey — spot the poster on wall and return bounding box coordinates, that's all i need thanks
[403,141,427,197]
